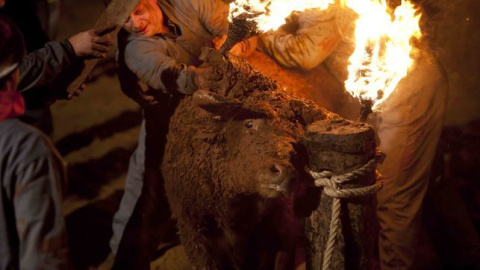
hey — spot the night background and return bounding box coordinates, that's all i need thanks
[5,0,480,269]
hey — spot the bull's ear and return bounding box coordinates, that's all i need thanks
[193,90,267,119]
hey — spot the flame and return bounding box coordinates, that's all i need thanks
[343,0,422,110]
[229,0,334,32]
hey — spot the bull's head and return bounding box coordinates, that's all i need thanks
[193,90,304,198]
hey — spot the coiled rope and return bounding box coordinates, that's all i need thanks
[309,159,383,270]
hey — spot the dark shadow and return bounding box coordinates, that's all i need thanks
[66,190,124,270]
[341,202,359,270]
[67,146,135,199]
[55,109,141,156]
[441,120,480,235]
[414,120,480,269]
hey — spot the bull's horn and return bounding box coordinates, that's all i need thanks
[193,90,241,106]
[193,90,267,120]
[193,90,242,116]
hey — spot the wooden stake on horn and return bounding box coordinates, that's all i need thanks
[66,0,139,98]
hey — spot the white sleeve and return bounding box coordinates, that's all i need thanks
[259,9,342,70]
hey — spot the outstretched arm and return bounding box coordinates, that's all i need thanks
[122,37,198,97]
[259,9,342,71]
[18,26,114,92]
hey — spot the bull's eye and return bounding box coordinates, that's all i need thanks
[245,121,254,129]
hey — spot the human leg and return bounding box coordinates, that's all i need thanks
[109,120,146,256]
[423,150,480,269]
[375,123,434,270]
[113,102,177,269]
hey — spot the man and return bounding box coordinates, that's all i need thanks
[1,2,113,268]
[0,16,71,269]
[373,50,447,269]
[1,0,60,136]
[260,3,480,269]
[1,0,114,136]
[255,6,357,119]
[109,0,245,268]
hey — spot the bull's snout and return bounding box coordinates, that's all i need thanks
[270,164,283,178]
[270,162,296,182]
[259,162,297,197]
[257,140,300,198]
[270,163,294,184]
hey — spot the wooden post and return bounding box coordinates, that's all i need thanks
[304,118,377,270]
[66,0,139,98]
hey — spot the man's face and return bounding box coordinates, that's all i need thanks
[123,0,165,37]
[0,0,5,8]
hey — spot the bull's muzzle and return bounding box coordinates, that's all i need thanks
[259,163,297,198]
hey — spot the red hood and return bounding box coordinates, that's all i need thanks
[0,90,25,123]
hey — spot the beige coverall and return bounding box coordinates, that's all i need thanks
[374,52,447,269]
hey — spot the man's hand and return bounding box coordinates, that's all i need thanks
[68,25,115,59]
[212,35,227,50]
[229,36,258,57]
[213,35,258,57]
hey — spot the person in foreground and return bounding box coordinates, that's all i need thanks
[0,16,71,269]
[1,0,114,136]
[1,0,113,267]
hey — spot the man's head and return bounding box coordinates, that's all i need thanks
[0,0,5,8]
[123,0,168,37]
[0,15,24,90]
[0,15,25,121]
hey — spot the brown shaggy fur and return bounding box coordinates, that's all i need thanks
[162,48,339,269]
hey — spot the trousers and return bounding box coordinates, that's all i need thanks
[110,96,180,269]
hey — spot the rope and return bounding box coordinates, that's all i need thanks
[309,159,383,270]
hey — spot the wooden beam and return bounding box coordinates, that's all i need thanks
[66,0,139,98]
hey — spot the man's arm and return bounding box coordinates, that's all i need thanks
[259,9,342,70]
[18,27,113,92]
[17,39,77,92]
[123,37,197,95]
[13,134,70,269]
[190,0,230,37]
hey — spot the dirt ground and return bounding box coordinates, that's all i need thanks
[51,0,140,268]
[47,0,480,269]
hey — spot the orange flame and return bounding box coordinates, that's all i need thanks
[229,0,334,32]
[343,0,422,110]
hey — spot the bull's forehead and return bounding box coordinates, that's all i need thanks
[243,92,298,117]
[239,102,291,120]
[223,117,302,143]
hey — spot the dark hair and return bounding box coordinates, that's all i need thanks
[0,14,25,86]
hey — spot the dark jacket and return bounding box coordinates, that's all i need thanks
[0,119,70,269]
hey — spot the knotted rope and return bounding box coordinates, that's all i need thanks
[309,159,383,270]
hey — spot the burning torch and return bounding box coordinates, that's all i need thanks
[358,98,374,122]
[219,12,262,55]
[220,0,334,55]
[343,0,422,123]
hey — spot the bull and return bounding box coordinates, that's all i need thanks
[162,49,340,269]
